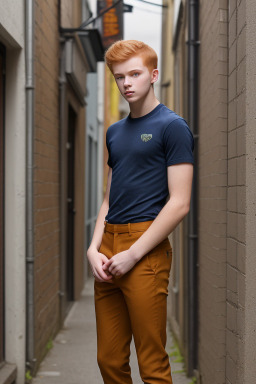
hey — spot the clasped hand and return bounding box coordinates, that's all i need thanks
[87,247,138,283]
[103,249,138,279]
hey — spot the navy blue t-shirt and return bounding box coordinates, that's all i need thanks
[105,103,194,224]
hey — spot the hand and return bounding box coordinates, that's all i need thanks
[87,247,113,283]
[103,249,138,278]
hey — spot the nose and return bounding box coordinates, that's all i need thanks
[124,76,131,87]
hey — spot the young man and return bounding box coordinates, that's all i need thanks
[87,40,194,384]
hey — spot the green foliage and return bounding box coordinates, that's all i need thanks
[46,337,53,351]
[25,370,32,382]
[172,369,185,374]
[189,377,197,384]
[173,355,184,363]
[169,338,184,363]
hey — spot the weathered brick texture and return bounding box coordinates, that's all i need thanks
[198,0,229,383]
[226,0,246,382]
[34,0,60,366]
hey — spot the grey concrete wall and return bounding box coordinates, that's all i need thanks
[0,1,26,383]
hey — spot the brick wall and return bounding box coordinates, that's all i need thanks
[34,0,60,365]
[198,0,229,382]
[226,0,246,383]
[61,0,82,28]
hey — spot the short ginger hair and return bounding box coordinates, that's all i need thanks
[104,40,158,73]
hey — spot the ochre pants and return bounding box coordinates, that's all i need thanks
[94,220,173,384]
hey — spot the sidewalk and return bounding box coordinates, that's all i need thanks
[32,279,191,384]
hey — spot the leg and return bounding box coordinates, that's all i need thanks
[94,281,133,384]
[120,239,173,384]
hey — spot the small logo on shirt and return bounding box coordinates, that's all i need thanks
[141,134,152,142]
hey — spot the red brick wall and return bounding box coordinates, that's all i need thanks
[34,0,60,365]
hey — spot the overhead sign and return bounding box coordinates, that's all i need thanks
[97,0,124,50]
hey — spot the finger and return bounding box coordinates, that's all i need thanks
[92,265,111,282]
[104,259,113,269]
[99,253,110,263]
[97,268,113,281]
[108,261,118,273]
[109,265,118,275]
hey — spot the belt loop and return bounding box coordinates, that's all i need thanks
[128,222,131,236]
[104,220,107,233]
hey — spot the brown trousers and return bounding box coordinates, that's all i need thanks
[94,220,173,384]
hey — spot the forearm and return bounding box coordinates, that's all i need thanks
[130,198,190,261]
[87,199,109,253]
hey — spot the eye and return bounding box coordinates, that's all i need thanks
[115,76,124,80]
[133,72,139,77]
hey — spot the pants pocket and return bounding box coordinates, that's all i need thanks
[146,238,172,272]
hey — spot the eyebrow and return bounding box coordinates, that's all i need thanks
[113,69,142,76]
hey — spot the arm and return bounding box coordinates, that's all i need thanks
[104,163,193,277]
[87,167,113,282]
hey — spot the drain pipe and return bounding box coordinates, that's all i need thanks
[187,0,200,376]
[25,0,36,373]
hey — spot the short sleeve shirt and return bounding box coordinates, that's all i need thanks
[105,103,194,224]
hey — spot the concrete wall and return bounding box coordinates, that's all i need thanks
[0,1,26,383]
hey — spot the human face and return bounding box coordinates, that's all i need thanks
[112,56,158,104]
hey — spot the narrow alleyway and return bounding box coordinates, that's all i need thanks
[32,279,191,384]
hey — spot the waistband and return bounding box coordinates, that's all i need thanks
[104,220,154,234]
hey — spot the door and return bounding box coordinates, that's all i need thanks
[0,43,6,365]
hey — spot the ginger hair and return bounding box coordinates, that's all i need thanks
[104,40,158,73]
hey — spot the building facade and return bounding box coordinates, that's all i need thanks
[0,1,26,382]
[0,0,104,382]
[161,0,256,383]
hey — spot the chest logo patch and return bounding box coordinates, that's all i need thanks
[141,134,152,142]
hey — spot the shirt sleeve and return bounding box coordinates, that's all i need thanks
[106,130,112,168]
[163,118,194,166]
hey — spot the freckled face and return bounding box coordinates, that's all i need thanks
[112,56,158,104]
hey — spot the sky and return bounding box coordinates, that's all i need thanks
[123,0,163,77]
[89,0,163,80]
[88,0,163,101]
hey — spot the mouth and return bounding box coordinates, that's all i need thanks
[124,91,134,96]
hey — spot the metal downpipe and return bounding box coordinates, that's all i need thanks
[187,0,200,376]
[25,0,36,373]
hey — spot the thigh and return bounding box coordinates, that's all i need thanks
[94,281,132,354]
[119,239,173,382]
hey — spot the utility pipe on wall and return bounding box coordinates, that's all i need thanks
[25,0,36,372]
[187,0,200,376]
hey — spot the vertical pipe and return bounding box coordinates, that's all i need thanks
[58,0,67,324]
[25,0,36,372]
[187,0,199,376]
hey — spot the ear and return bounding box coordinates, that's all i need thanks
[151,69,159,84]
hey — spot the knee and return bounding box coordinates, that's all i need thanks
[97,351,127,373]
[97,352,116,371]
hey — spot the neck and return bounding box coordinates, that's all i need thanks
[129,93,160,118]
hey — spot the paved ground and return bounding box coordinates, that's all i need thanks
[32,279,192,384]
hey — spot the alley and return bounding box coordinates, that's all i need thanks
[32,279,191,384]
